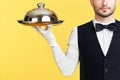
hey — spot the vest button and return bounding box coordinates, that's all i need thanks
[105,68,108,72]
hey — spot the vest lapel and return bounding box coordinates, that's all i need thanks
[88,21,105,57]
[106,20,120,57]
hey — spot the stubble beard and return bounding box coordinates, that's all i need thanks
[94,7,115,18]
[95,10,114,18]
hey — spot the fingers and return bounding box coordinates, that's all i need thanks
[32,24,53,33]
[45,24,53,31]
[32,26,39,32]
[31,26,44,33]
[35,26,45,33]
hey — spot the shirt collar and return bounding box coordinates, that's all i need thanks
[93,19,115,27]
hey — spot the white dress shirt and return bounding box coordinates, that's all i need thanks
[51,19,115,76]
[93,19,115,56]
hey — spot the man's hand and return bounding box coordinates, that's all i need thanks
[32,25,57,46]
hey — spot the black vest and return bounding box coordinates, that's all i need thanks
[77,20,120,80]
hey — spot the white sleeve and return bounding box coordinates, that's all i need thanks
[51,27,79,76]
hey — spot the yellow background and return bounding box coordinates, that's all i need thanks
[0,0,120,80]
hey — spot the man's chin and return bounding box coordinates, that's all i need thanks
[96,12,114,17]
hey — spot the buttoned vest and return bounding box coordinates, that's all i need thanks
[77,20,120,80]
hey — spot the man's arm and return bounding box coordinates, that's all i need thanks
[33,26,79,76]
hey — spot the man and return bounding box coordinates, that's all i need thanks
[33,0,120,80]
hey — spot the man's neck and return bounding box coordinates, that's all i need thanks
[95,15,115,23]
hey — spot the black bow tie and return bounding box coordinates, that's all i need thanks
[95,23,117,32]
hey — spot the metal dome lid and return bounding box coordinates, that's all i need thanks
[18,3,63,26]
